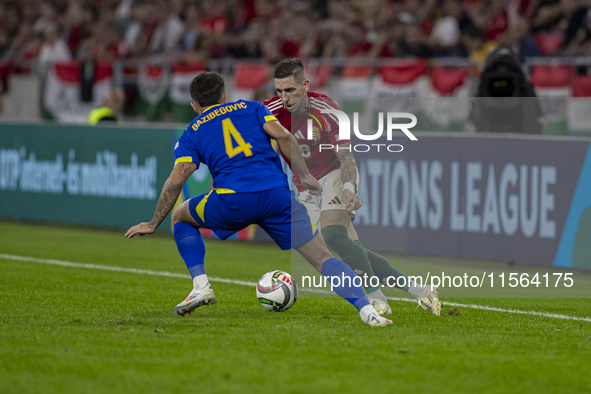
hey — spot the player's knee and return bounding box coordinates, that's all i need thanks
[321,225,350,251]
[171,203,189,227]
[171,209,181,227]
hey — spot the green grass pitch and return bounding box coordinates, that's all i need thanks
[1,221,590,393]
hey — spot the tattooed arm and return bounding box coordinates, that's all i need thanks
[125,162,197,238]
[335,142,361,213]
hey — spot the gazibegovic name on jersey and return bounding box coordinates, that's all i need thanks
[174,100,289,192]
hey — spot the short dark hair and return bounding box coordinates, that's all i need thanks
[190,72,225,107]
[274,58,307,83]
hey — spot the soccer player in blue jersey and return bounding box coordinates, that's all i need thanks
[125,72,392,326]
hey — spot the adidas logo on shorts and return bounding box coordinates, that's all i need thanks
[328,197,342,205]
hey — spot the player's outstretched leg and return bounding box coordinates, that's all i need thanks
[354,238,442,316]
[321,224,391,316]
[296,234,392,327]
[171,200,217,316]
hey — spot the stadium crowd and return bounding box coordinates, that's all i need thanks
[1,0,591,71]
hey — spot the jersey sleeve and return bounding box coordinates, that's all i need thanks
[174,127,200,168]
[264,97,282,115]
[253,100,278,126]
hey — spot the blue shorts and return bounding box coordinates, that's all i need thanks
[188,187,318,250]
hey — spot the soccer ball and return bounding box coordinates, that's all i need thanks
[256,270,297,312]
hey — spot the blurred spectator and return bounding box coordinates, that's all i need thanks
[460,26,497,64]
[227,21,264,58]
[9,22,41,70]
[429,0,475,55]
[486,0,511,41]
[559,0,591,54]
[367,23,406,58]
[261,37,281,61]
[149,0,185,53]
[77,20,131,61]
[116,0,134,33]
[398,0,428,26]
[33,3,59,36]
[531,1,555,34]
[181,2,201,51]
[1,3,21,38]
[39,25,72,69]
[398,23,434,57]
[0,30,11,62]
[124,1,157,55]
[63,0,86,55]
[252,85,275,102]
[346,23,372,57]
[503,17,541,57]
[429,0,461,53]
[88,87,126,125]
[200,0,228,35]
[0,0,588,75]
[322,30,350,59]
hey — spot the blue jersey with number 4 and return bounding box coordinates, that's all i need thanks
[174,100,288,192]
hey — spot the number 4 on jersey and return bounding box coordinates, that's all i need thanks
[223,118,253,158]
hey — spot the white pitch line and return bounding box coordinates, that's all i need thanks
[1,253,590,323]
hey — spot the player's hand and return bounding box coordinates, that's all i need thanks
[125,222,156,238]
[342,189,361,213]
[301,174,322,196]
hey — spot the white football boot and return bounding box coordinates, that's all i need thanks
[364,312,393,327]
[369,298,392,316]
[174,284,217,316]
[415,286,442,316]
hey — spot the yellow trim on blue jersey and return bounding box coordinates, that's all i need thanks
[214,188,235,194]
[307,212,317,236]
[264,115,278,122]
[196,190,213,222]
[270,139,279,153]
[202,104,221,114]
[175,156,193,166]
[195,188,236,222]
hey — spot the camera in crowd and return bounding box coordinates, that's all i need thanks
[470,46,545,134]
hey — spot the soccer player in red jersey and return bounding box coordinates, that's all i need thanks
[264,59,442,316]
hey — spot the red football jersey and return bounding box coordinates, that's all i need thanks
[264,91,348,191]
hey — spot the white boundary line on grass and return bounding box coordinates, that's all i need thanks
[1,253,590,323]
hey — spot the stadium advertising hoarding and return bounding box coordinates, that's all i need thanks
[286,97,591,270]
[351,133,591,269]
[0,124,174,231]
[2,122,590,269]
